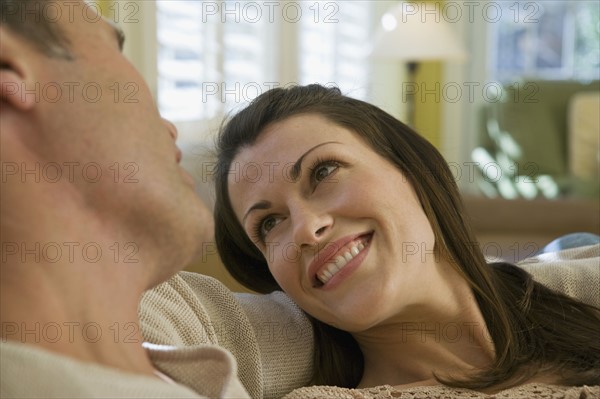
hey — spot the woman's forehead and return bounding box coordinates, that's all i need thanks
[247,115,361,155]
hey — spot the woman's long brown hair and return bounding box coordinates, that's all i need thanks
[214,84,600,388]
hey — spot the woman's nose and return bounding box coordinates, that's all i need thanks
[291,205,333,248]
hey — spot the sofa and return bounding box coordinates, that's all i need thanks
[476,79,600,199]
[462,195,600,262]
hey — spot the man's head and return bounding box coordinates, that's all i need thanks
[0,0,72,59]
[0,0,211,287]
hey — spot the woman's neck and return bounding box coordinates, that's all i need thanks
[355,264,495,388]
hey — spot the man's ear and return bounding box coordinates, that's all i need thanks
[0,26,37,111]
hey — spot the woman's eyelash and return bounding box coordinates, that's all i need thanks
[252,217,267,243]
[252,215,278,243]
[307,157,342,182]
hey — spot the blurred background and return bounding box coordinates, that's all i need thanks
[96,0,599,290]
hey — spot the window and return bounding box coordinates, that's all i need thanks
[489,1,599,82]
[299,1,372,99]
[156,1,270,121]
[157,1,211,121]
[156,1,373,122]
[472,0,599,200]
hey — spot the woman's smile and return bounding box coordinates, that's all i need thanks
[311,232,373,288]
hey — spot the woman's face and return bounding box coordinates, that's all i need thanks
[228,114,440,332]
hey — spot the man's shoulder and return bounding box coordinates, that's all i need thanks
[0,341,201,398]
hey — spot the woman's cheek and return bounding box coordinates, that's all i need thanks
[267,246,292,285]
[270,262,296,295]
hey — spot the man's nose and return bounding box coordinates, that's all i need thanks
[163,118,178,141]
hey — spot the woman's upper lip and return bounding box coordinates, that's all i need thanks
[307,232,372,283]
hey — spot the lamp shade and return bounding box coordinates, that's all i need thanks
[370,2,467,62]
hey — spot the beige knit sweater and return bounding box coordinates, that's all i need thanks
[139,270,314,398]
[1,244,598,398]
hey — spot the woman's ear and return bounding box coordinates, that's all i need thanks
[0,26,37,111]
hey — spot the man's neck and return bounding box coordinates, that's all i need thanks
[1,180,158,378]
[1,265,158,377]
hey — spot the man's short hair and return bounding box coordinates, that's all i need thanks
[0,0,72,59]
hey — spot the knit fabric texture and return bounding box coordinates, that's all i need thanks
[282,383,599,398]
[139,271,313,398]
[0,341,209,398]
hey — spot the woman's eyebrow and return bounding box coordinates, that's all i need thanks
[243,200,271,225]
[288,141,341,181]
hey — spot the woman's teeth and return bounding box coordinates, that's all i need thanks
[317,242,366,284]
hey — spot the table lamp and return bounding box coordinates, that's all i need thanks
[370,2,467,126]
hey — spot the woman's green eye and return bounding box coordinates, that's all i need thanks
[261,217,277,235]
[314,164,337,181]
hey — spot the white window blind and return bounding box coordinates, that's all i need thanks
[299,1,372,99]
[157,0,269,121]
[221,3,269,114]
[157,1,213,121]
[157,1,373,122]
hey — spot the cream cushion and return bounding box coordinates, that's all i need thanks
[568,91,600,181]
